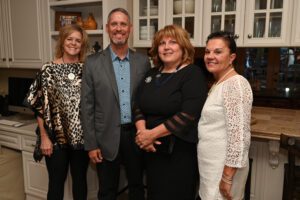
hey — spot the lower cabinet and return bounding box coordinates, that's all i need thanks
[21,136,99,200]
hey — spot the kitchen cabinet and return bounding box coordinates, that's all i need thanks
[48,0,104,59]
[291,0,300,46]
[48,0,131,58]
[134,0,296,48]
[133,0,164,47]
[0,123,99,200]
[133,0,203,47]
[0,0,49,69]
[243,0,293,47]
[202,0,245,46]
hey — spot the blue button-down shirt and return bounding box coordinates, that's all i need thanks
[110,47,131,124]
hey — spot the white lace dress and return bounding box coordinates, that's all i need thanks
[197,75,253,200]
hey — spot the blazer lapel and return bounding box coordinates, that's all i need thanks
[129,49,137,98]
[102,47,119,103]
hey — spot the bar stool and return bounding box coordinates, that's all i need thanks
[280,134,300,200]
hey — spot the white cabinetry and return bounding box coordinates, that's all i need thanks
[133,0,203,47]
[21,134,99,200]
[203,0,245,46]
[48,0,131,58]
[243,0,293,47]
[0,0,48,69]
[291,0,300,46]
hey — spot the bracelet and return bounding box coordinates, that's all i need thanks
[222,174,233,181]
[221,177,233,185]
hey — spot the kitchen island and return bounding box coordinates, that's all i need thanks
[249,106,300,200]
[0,107,299,200]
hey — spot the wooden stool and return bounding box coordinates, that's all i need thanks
[280,134,300,200]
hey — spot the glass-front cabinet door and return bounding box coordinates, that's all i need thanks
[133,0,164,47]
[165,0,203,47]
[203,0,245,46]
[243,0,293,46]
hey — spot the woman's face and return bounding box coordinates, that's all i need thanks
[204,38,236,74]
[63,31,82,57]
[158,36,183,67]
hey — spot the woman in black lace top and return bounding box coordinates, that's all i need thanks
[134,25,208,200]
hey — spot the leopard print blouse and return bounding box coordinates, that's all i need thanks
[26,62,84,149]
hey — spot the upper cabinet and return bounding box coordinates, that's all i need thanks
[47,0,131,59]
[0,0,48,69]
[133,0,204,47]
[291,0,300,46]
[134,0,297,48]
[48,0,104,59]
[243,0,293,47]
[202,0,245,46]
[133,0,164,47]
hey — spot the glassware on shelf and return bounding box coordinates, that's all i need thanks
[225,0,236,12]
[253,13,266,38]
[212,0,222,12]
[268,12,282,37]
[211,16,221,33]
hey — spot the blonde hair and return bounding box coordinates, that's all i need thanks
[55,24,89,62]
[149,25,195,67]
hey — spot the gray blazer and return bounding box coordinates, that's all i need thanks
[81,46,151,161]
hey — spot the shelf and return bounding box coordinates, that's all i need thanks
[49,0,101,7]
[50,29,103,36]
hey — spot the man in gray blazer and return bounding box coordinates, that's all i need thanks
[81,8,151,200]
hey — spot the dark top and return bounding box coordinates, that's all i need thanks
[134,64,208,143]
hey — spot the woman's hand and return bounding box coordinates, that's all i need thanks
[40,133,53,156]
[219,178,232,200]
[135,129,158,150]
[220,166,236,200]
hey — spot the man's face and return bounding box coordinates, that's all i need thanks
[106,11,132,46]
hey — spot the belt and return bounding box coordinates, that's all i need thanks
[120,123,134,131]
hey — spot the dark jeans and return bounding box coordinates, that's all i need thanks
[96,126,145,200]
[45,148,89,200]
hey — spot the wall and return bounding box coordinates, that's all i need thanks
[0,68,38,95]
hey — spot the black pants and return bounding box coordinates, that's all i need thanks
[45,148,89,200]
[96,126,145,200]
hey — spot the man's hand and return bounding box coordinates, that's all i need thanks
[88,149,103,164]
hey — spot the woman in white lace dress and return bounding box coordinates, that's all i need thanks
[197,31,253,200]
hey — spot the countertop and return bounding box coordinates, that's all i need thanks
[0,106,299,140]
[251,106,300,140]
[0,113,36,136]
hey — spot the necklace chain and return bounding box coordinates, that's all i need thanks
[208,68,234,95]
[215,68,234,85]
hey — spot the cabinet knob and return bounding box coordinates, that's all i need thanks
[234,34,239,39]
[248,34,252,39]
[2,58,5,62]
[8,58,12,62]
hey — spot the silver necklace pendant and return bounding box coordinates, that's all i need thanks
[68,73,75,80]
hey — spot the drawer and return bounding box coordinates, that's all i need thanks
[0,130,22,150]
[22,135,36,152]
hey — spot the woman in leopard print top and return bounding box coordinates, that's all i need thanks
[26,24,89,200]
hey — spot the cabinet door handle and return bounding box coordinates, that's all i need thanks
[234,34,239,39]
[2,58,5,62]
[248,34,252,39]
[8,58,12,62]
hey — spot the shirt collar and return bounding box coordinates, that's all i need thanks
[109,45,129,61]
